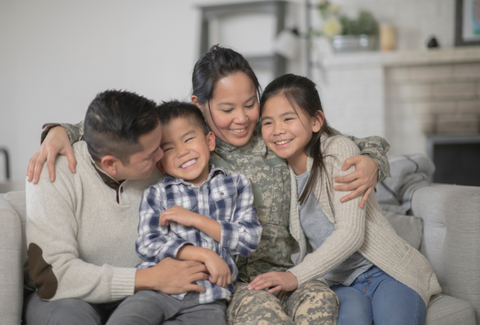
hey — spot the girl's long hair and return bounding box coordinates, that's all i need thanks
[260,74,334,204]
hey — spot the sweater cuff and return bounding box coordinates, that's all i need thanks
[110,267,137,301]
[288,268,328,288]
[288,266,310,287]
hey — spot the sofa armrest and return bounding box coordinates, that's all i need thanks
[0,195,23,325]
[412,183,480,320]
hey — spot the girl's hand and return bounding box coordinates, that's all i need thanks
[159,205,198,227]
[334,155,378,208]
[27,126,76,184]
[247,271,298,294]
[203,251,231,288]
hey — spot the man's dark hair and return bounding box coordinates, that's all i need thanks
[84,90,159,164]
[157,100,209,135]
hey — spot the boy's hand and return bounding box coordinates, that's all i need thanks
[203,250,231,288]
[247,271,298,294]
[160,205,199,227]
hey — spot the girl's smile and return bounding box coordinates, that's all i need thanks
[261,94,322,175]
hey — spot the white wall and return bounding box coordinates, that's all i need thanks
[0,0,460,182]
[1,1,201,181]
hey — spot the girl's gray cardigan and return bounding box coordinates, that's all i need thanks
[287,134,441,305]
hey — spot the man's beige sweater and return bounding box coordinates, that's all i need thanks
[26,141,160,303]
[288,135,441,306]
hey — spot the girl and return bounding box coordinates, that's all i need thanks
[27,46,392,325]
[252,73,441,325]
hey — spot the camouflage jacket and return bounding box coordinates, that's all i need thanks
[42,122,391,282]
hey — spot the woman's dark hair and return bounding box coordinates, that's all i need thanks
[192,45,262,126]
[260,73,334,204]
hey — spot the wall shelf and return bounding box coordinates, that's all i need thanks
[197,0,288,78]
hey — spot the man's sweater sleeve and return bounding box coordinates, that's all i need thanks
[26,158,136,303]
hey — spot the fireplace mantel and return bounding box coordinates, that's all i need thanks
[313,46,480,158]
[320,47,480,68]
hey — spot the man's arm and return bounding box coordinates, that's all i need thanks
[135,258,207,294]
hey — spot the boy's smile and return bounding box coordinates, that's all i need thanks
[158,117,215,186]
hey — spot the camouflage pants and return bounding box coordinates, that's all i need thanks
[226,280,338,325]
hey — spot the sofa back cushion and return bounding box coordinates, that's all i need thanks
[5,191,27,264]
[382,210,424,250]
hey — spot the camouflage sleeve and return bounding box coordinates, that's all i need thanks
[330,127,391,182]
[41,121,84,144]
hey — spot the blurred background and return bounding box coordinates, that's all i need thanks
[1,0,479,189]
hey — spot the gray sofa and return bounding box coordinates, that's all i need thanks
[1,183,480,325]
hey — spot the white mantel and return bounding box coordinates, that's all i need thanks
[314,47,480,156]
[321,47,480,68]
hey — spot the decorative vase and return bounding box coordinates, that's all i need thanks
[331,35,378,53]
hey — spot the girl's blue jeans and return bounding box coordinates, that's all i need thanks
[331,267,425,325]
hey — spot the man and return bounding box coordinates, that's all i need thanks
[25,90,208,325]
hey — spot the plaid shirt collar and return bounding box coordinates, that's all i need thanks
[162,165,226,188]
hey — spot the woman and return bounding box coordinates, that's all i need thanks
[27,45,391,325]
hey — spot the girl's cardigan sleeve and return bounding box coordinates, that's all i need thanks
[288,136,367,285]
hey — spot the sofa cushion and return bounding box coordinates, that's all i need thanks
[382,210,423,250]
[425,295,476,325]
[0,195,23,325]
[5,191,27,264]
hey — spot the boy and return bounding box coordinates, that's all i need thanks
[135,101,262,324]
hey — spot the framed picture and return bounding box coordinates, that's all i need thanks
[455,0,480,46]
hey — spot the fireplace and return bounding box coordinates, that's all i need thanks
[427,134,480,186]
[316,47,480,188]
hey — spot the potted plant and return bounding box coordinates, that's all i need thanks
[317,0,379,53]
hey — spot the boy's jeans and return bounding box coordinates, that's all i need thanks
[331,266,425,325]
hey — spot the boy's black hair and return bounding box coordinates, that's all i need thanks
[84,90,159,164]
[157,100,209,135]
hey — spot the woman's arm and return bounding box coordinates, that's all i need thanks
[27,121,84,184]
[330,128,390,207]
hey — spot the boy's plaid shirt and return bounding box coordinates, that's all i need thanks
[136,166,261,304]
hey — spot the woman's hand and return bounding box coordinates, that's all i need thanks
[248,271,298,294]
[27,126,76,184]
[334,155,378,208]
